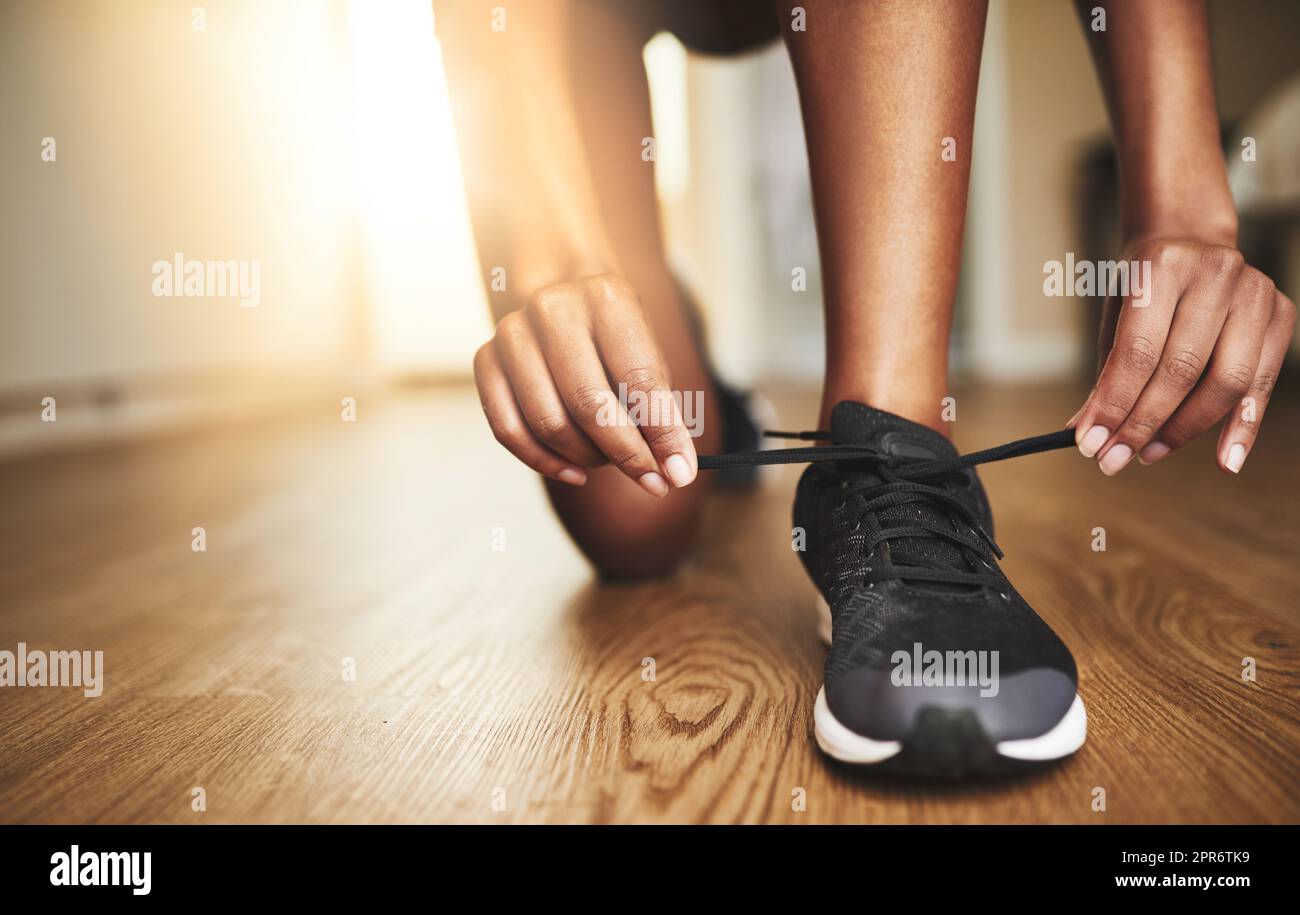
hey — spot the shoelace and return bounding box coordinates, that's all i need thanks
[698,427,1076,588]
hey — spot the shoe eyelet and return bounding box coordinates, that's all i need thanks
[999,592,1010,601]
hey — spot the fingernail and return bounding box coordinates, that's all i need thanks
[1226,442,1246,474]
[1137,441,1170,465]
[664,453,694,488]
[1099,443,1133,476]
[1079,425,1109,458]
[557,468,587,486]
[639,471,669,497]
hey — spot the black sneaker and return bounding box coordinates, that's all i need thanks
[700,401,1086,777]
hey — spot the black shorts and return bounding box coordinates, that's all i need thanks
[647,0,780,55]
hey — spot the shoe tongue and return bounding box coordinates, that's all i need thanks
[828,402,971,586]
[830,402,958,460]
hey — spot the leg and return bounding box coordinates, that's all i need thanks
[777,0,989,435]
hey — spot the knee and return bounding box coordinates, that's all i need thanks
[546,471,706,581]
[582,517,698,580]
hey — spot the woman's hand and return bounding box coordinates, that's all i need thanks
[1072,238,1295,475]
[473,273,699,497]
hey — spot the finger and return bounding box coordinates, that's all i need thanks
[1074,251,1181,459]
[1141,271,1278,468]
[473,342,587,485]
[525,285,670,498]
[1065,296,1123,429]
[493,311,606,468]
[1213,291,1296,473]
[1095,259,1239,475]
[587,275,698,489]
[1094,293,1123,374]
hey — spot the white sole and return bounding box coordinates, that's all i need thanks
[813,686,904,763]
[813,595,1087,766]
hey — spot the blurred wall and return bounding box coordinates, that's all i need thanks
[963,0,1108,381]
[1208,0,1300,123]
[0,0,362,392]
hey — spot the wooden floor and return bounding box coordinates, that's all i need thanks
[0,382,1296,824]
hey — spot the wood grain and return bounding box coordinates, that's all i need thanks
[0,383,1296,823]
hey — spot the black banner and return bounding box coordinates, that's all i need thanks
[0,824,1287,900]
